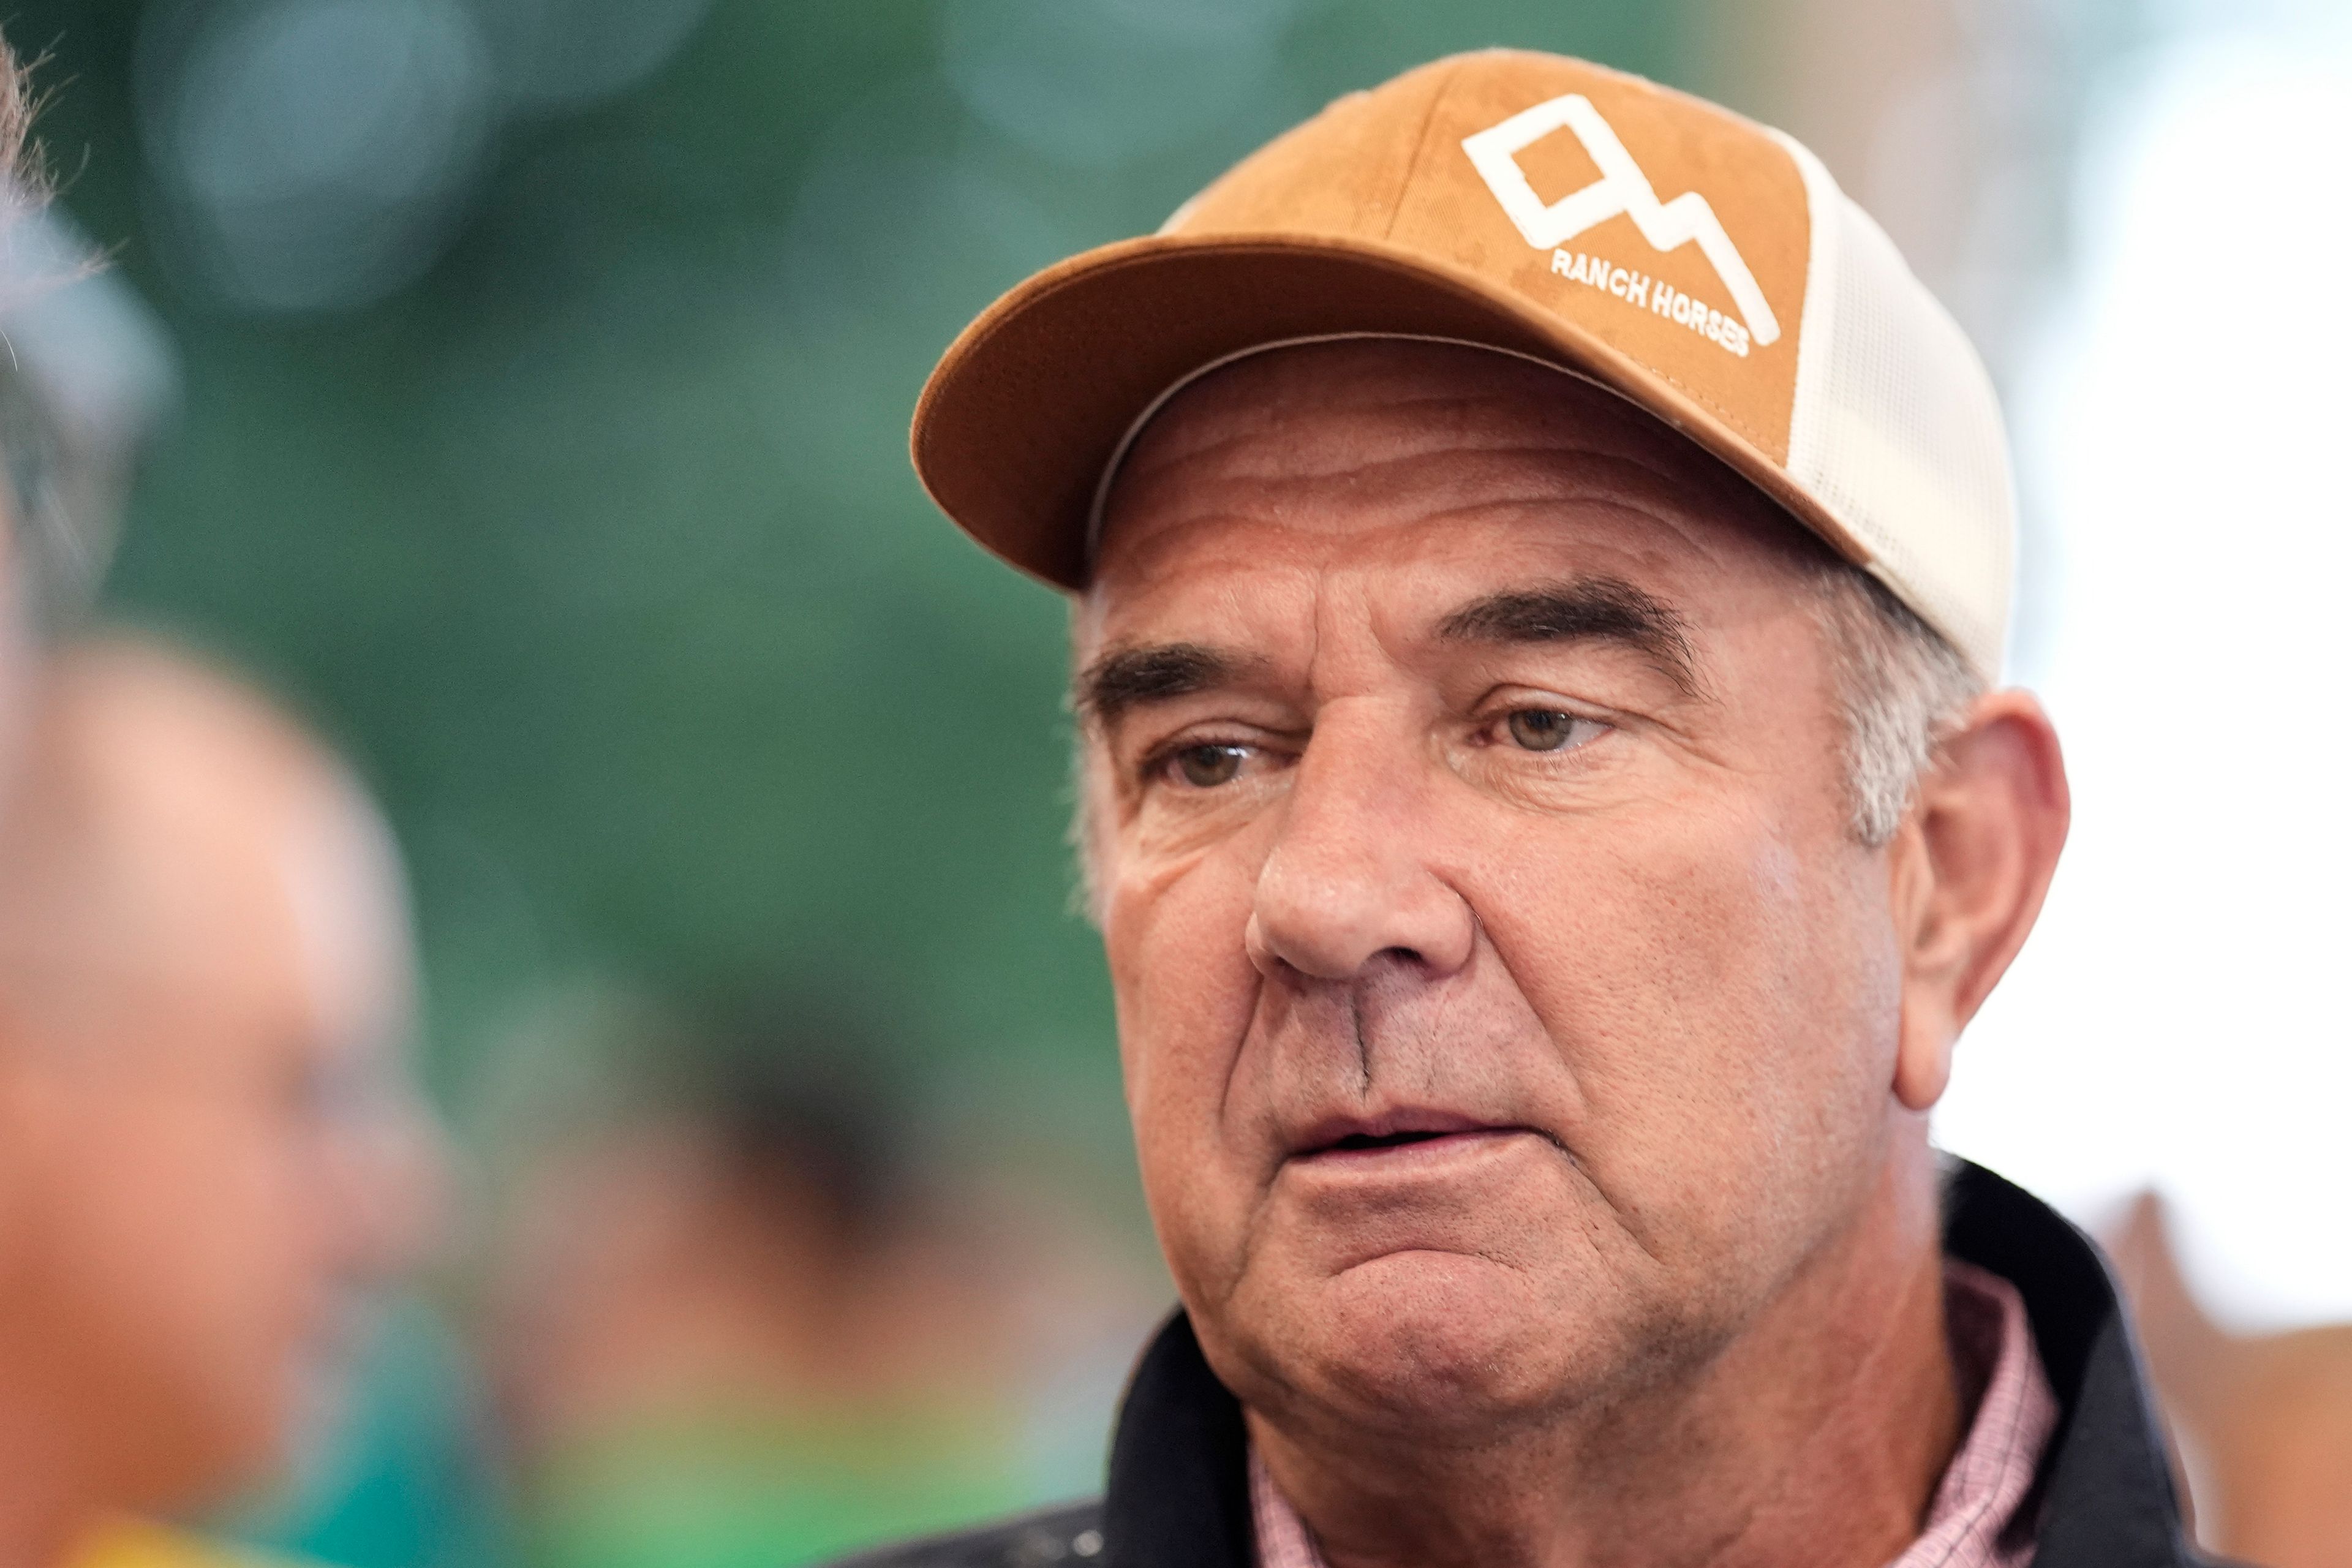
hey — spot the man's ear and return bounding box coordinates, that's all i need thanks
[1888,691,2070,1110]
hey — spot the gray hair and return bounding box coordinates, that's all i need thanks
[1809,564,1985,847]
[1066,559,1985,918]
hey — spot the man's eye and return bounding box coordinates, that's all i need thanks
[1167,744,1248,788]
[1505,709,1599,752]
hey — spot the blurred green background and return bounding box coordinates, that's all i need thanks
[26,0,1687,1099]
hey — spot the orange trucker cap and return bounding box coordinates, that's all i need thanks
[911,49,2015,679]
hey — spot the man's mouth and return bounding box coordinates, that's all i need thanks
[1291,1110,1523,1161]
[1332,1129,1455,1152]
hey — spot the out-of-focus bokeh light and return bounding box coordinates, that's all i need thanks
[469,0,720,114]
[137,0,497,312]
[133,0,726,315]
[940,0,1305,168]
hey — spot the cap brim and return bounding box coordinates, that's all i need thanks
[911,232,1868,590]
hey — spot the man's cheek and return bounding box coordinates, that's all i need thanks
[1107,856,1266,1298]
[1132,1108,1233,1309]
[1107,858,1259,1112]
[1492,824,1840,1169]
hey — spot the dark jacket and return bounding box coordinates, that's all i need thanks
[835,1161,2218,1568]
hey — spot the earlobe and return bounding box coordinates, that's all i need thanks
[1893,994,1958,1112]
[1888,818,1958,1112]
[1890,692,2071,1112]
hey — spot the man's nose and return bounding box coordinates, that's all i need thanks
[1245,712,1475,983]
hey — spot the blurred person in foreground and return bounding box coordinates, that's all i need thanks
[478,1000,1076,1568]
[0,636,443,1568]
[850,50,2212,1568]
[2108,1195,2352,1568]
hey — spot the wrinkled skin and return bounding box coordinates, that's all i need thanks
[1074,341,2068,1568]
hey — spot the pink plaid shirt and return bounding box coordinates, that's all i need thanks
[1250,1259,2057,1568]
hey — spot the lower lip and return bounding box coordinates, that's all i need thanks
[1292,1127,1529,1168]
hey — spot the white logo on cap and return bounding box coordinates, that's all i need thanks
[1461,94,1781,347]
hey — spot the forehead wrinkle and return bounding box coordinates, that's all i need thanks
[1106,372,1762,527]
[1101,445,1747,593]
[1112,343,1700,483]
[1122,385,1595,472]
[1090,341,1821,669]
[1114,402,1691,507]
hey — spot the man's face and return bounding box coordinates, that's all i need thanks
[1079,341,1910,1443]
[0,733,439,1507]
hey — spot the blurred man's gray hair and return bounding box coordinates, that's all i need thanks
[0,210,179,633]
[0,49,179,636]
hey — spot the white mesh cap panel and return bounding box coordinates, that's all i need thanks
[1776,140,2016,680]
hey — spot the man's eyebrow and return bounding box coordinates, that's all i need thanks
[1437,577,1702,693]
[1074,643,1253,729]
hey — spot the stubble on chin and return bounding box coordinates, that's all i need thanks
[1197,1182,1742,1457]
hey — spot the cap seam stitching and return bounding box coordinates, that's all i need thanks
[1367,58,1786,459]
[1379,58,1467,243]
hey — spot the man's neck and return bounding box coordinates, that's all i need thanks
[1249,1152,1961,1568]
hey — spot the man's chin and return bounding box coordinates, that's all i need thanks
[1229,1248,1608,1442]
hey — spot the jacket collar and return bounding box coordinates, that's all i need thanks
[1939,1159,2204,1566]
[1101,1159,2204,1568]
